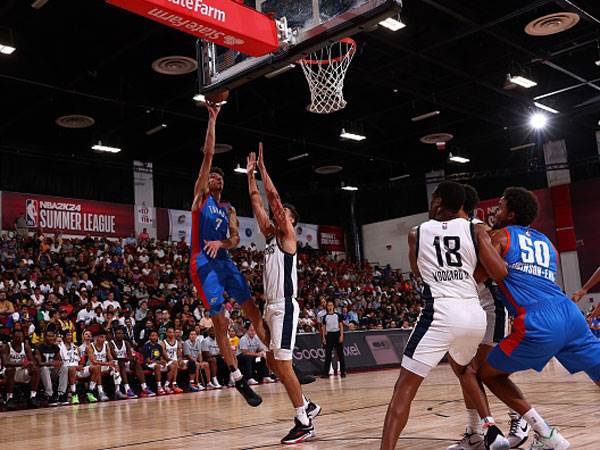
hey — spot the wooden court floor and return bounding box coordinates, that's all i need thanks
[2,360,598,450]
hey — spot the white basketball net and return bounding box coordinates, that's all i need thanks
[299,38,356,114]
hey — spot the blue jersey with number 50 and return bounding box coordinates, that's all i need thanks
[497,225,565,315]
[191,194,231,263]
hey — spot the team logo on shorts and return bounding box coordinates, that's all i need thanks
[245,228,252,238]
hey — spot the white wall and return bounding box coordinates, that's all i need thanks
[362,212,428,271]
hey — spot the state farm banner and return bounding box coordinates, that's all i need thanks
[295,223,319,249]
[474,188,556,243]
[2,192,134,237]
[319,225,345,252]
[107,0,279,57]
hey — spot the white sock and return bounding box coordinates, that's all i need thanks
[124,384,130,391]
[212,377,219,385]
[70,384,77,393]
[30,391,37,398]
[523,408,551,437]
[302,394,309,408]
[97,385,104,394]
[466,409,482,434]
[231,369,243,382]
[115,384,121,391]
[7,393,13,399]
[481,416,496,429]
[157,381,162,388]
[296,406,310,426]
[141,383,147,389]
[164,381,170,388]
[89,381,97,391]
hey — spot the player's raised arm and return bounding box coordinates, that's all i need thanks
[193,103,221,209]
[247,151,275,237]
[257,143,294,239]
[475,225,508,281]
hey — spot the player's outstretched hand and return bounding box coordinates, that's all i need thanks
[571,289,587,302]
[206,102,221,120]
[247,152,257,175]
[204,240,223,258]
[257,142,266,171]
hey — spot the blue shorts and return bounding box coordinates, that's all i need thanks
[488,299,600,381]
[190,254,251,317]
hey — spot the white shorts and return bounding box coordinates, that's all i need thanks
[402,297,486,378]
[479,283,509,346]
[15,367,31,383]
[77,366,91,378]
[264,298,299,361]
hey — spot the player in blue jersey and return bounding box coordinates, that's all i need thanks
[189,102,266,407]
[478,187,600,450]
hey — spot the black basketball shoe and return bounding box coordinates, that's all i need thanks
[281,418,316,444]
[484,424,510,450]
[235,378,262,407]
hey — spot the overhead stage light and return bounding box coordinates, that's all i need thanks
[534,102,559,114]
[449,153,470,164]
[509,75,537,89]
[92,142,121,154]
[530,113,548,129]
[340,129,366,141]
[342,185,359,191]
[379,17,406,31]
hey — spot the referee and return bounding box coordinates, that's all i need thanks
[320,300,346,378]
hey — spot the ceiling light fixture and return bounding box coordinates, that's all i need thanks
[342,185,359,191]
[448,153,470,164]
[510,143,536,151]
[509,74,537,89]
[534,102,559,114]
[411,110,440,122]
[379,17,406,31]
[340,129,366,141]
[193,94,206,102]
[145,123,168,136]
[287,153,309,162]
[31,0,50,9]
[530,113,548,129]
[234,164,256,175]
[389,174,410,181]
[92,142,122,154]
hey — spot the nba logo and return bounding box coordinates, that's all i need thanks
[26,199,38,227]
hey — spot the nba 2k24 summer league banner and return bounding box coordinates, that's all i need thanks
[296,223,319,250]
[293,330,411,374]
[473,188,556,243]
[318,225,345,252]
[1,192,134,238]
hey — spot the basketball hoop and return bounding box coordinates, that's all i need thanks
[299,38,356,114]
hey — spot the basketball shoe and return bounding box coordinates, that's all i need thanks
[281,418,316,444]
[306,400,322,420]
[234,377,262,407]
[507,413,530,448]
[528,428,569,450]
[484,424,510,450]
[446,431,484,450]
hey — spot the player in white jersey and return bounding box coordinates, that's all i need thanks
[247,144,321,445]
[380,181,511,450]
[87,329,121,401]
[161,327,184,394]
[447,185,529,450]
[1,328,40,409]
[58,330,84,405]
[110,327,150,399]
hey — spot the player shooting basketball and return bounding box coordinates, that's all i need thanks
[189,102,267,407]
[246,143,321,444]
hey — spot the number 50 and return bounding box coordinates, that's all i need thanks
[518,234,550,268]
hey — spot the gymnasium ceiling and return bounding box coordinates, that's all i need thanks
[1,0,600,221]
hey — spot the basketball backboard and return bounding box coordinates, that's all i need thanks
[198,0,402,94]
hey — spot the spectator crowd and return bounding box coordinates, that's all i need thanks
[0,227,423,410]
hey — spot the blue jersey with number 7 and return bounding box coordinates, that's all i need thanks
[191,194,231,263]
[496,225,564,315]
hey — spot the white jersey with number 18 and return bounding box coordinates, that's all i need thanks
[416,218,478,300]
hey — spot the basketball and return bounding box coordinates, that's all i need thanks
[205,90,230,105]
